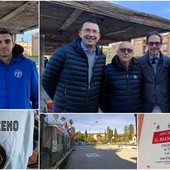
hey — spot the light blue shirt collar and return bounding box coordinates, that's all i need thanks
[148,53,160,61]
[80,41,96,53]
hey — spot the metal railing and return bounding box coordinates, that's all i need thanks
[40,122,75,169]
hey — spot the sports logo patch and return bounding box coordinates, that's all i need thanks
[133,75,137,79]
[14,69,22,78]
[0,145,6,169]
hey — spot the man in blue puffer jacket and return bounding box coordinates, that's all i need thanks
[0,28,38,109]
[42,21,106,112]
[100,41,143,113]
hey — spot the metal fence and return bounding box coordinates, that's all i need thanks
[40,120,75,169]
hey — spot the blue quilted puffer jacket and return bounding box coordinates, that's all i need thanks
[100,55,143,113]
[42,37,106,112]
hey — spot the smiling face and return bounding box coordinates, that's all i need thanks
[79,22,100,52]
[147,34,162,58]
[117,41,134,67]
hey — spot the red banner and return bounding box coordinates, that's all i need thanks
[152,130,170,144]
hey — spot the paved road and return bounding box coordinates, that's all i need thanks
[64,144,137,169]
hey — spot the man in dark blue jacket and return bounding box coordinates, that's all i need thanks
[42,21,105,112]
[138,31,170,113]
[0,28,38,109]
[100,41,143,113]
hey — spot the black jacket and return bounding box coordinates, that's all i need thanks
[100,55,143,113]
[42,37,106,112]
[138,52,170,112]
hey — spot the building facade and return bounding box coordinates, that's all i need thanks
[133,32,170,57]
[32,33,38,56]
[15,39,32,56]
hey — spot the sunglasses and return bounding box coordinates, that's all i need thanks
[148,42,161,46]
[119,48,133,53]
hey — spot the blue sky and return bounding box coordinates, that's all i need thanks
[16,28,38,44]
[47,114,136,134]
[112,1,170,19]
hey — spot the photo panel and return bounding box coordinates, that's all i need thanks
[138,114,170,169]
[0,110,39,169]
[40,113,137,169]
[0,1,38,110]
[40,1,170,114]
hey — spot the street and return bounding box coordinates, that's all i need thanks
[64,144,137,169]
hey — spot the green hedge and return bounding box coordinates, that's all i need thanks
[27,56,38,65]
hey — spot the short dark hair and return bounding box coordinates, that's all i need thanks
[80,20,99,31]
[146,31,163,44]
[0,28,13,40]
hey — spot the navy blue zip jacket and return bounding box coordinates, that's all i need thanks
[0,44,38,109]
[100,55,143,113]
[42,37,106,112]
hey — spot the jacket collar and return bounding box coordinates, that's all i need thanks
[112,55,137,70]
[145,51,163,63]
[71,37,102,55]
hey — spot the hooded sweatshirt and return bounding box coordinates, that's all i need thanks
[0,44,38,109]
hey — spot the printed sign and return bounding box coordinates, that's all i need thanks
[138,114,170,169]
[150,128,170,167]
[52,140,57,152]
[152,130,170,144]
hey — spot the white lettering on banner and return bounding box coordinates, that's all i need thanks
[152,130,170,144]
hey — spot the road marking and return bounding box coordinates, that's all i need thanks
[86,153,100,157]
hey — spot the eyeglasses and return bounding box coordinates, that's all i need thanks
[81,29,100,35]
[119,48,133,53]
[148,41,161,46]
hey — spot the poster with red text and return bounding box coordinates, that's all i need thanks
[138,114,170,169]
